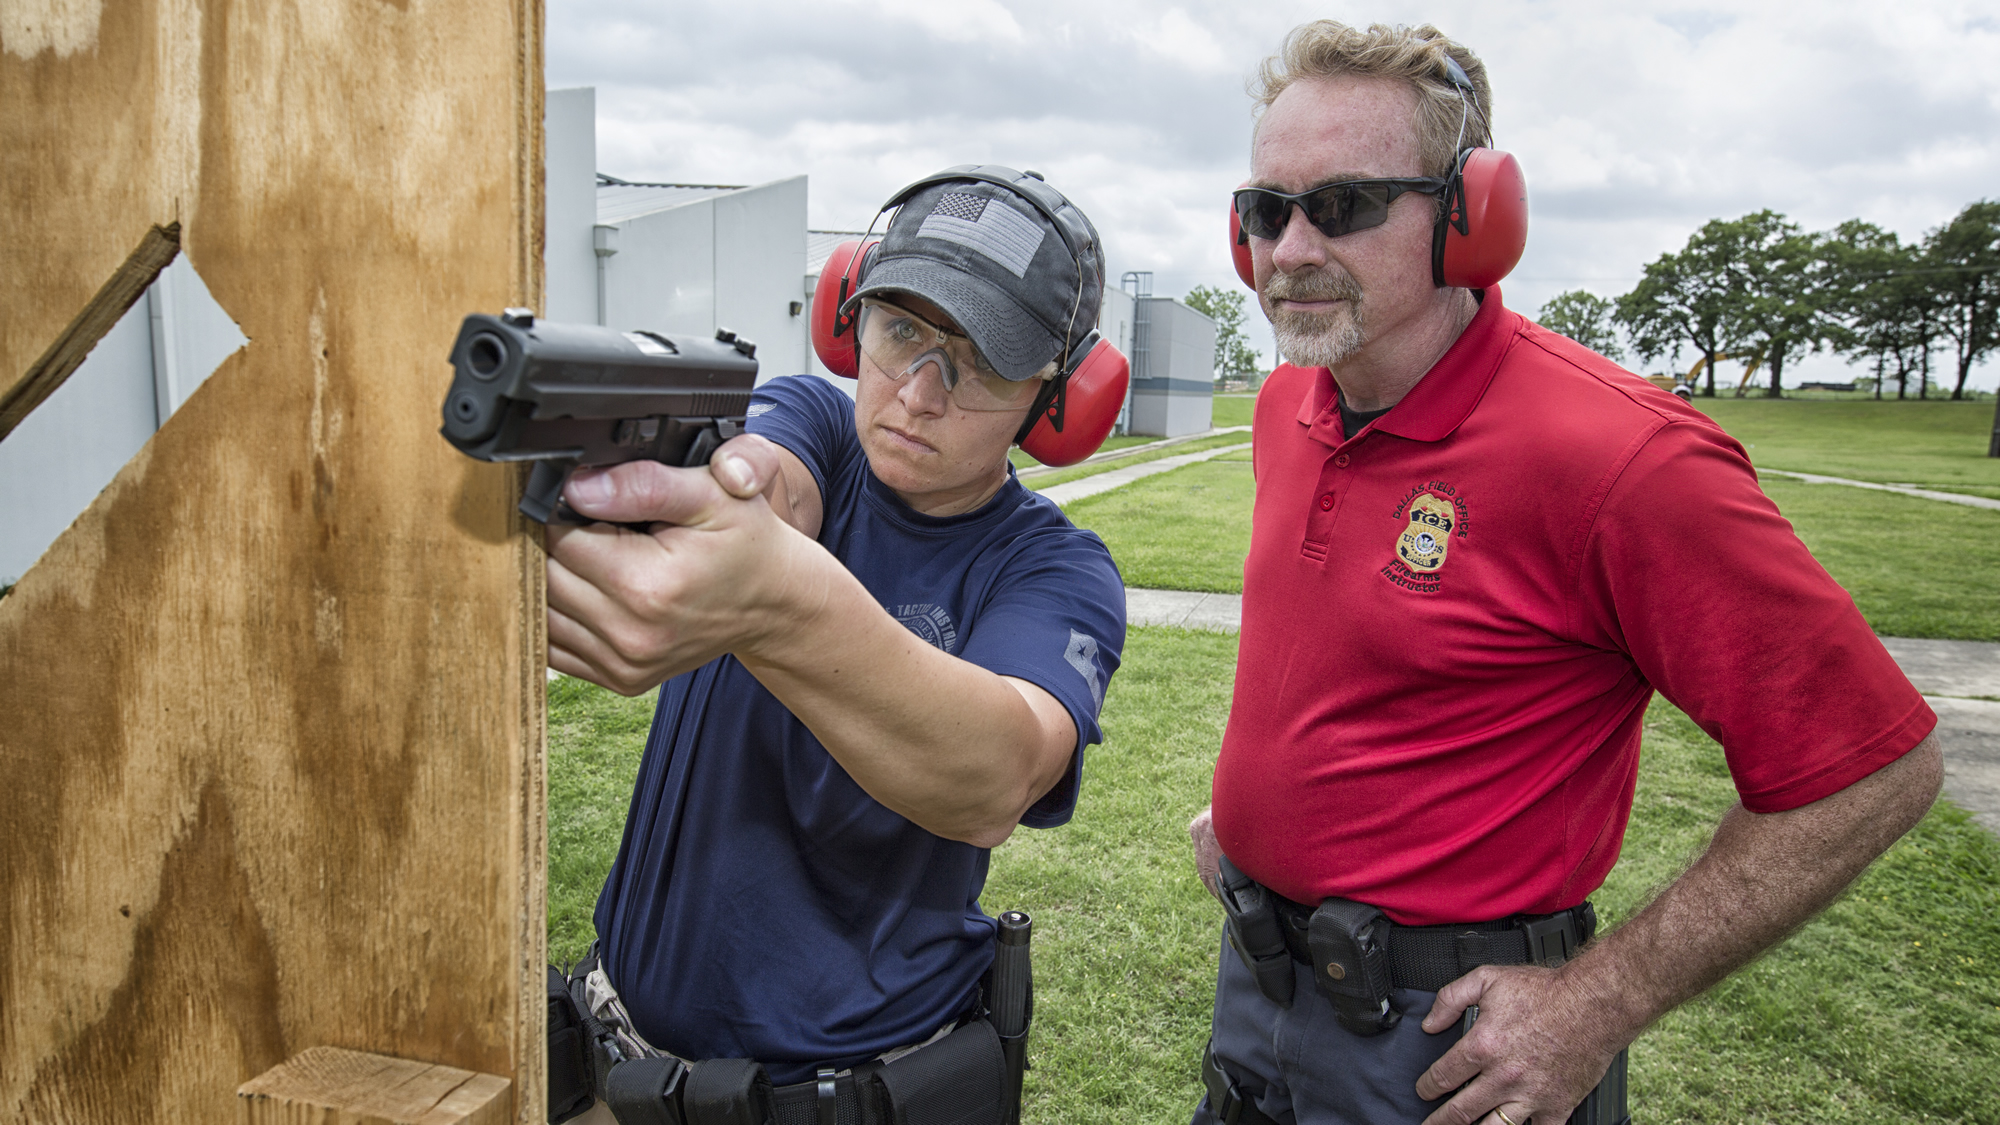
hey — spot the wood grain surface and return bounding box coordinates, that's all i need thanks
[1,2,547,1121]
[238,1046,511,1125]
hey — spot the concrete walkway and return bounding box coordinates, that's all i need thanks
[1039,443,1252,507]
[1761,469,2000,511]
[1126,587,2000,834]
[1017,426,1251,480]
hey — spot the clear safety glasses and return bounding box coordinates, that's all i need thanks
[1233,178,1447,242]
[856,299,1050,412]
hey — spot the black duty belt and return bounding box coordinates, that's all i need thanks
[553,924,1032,1125]
[1212,853,1595,1035]
[1270,893,1598,992]
[587,1018,1007,1125]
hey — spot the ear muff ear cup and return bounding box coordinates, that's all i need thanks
[1019,339,1130,467]
[1434,149,1527,289]
[1229,182,1256,289]
[810,239,880,378]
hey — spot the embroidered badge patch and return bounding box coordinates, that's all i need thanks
[1381,483,1471,595]
[1396,493,1455,571]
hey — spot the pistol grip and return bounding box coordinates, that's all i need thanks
[521,459,577,524]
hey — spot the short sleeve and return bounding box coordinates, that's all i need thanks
[1574,421,1934,812]
[958,521,1128,827]
[744,375,860,501]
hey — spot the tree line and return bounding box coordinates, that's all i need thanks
[1537,202,2000,418]
[1183,285,1264,388]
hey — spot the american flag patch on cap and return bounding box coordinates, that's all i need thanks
[916,192,1046,278]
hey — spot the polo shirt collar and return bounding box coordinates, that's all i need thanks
[1294,286,1514,446]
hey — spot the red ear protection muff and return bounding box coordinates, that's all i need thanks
[809,168,1132,464]
[1229,182,1256,289]
[1229,56,1528,293]
[1016,339,1129,467]
[809,239,880,379]
[1433,147,1527,289]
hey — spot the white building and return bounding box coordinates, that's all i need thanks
[546,88,809,386]
[1102,274,1215,437]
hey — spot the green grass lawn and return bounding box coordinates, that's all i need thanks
[545,630,2000,1123]
[1062,460,1253,593]
[1590,706,2000,1124]
[547,675,656,967]
[1011,433,1160,470]
[1212,394,1257,429]
[986,628,1238,1123]
[1693,399,2000,500]
[1763,477,2000,641]
[1020,433,1252,493]
[1003,392,1257,482]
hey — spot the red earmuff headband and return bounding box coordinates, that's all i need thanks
[1232,54,1528,293]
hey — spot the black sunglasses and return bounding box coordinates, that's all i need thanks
[1233,178,1448,241]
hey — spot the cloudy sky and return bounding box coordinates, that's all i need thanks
[547,0,2000,390]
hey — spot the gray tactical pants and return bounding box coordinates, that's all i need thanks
[1192,926,1463,1125]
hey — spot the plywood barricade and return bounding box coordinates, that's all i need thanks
[1,2,547,1121]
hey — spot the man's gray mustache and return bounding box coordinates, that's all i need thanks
[1263,272,1363,304]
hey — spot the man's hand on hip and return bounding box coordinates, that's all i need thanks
[1410,733,1943,1125]
[546,442,825,696]
[1189,805,1223,902]
[1413,963,1624,1125]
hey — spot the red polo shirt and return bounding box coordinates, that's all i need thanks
[1211,289,1934,926]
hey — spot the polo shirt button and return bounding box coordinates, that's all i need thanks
[1319,493,1334,510]
[1334,454,1351,468]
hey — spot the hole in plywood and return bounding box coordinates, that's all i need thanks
[0,230,250,586]
[0,222,179,442]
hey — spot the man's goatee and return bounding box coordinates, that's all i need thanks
[1262,268,1365,368]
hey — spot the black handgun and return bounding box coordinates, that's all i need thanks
[440,309,760,523]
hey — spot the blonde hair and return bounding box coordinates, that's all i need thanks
[1252,21,1493,179]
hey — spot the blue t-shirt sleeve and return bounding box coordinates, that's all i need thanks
[743,374,859,501]
[958,518,1127,828]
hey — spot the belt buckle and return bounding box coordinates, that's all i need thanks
[1518,913,1576,967]
[816,1066,838,1125]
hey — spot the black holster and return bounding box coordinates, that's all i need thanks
[1215,854,1294,1009]
[548,964,603,1123]
[1305,899,1400,1036]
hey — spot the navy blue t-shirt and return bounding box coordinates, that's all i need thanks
[593,375,1126,1083]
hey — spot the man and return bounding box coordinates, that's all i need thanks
[1188,21,1942,1125]
[547,169,1125,1123]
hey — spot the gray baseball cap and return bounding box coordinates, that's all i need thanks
[848,168,1105,381]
